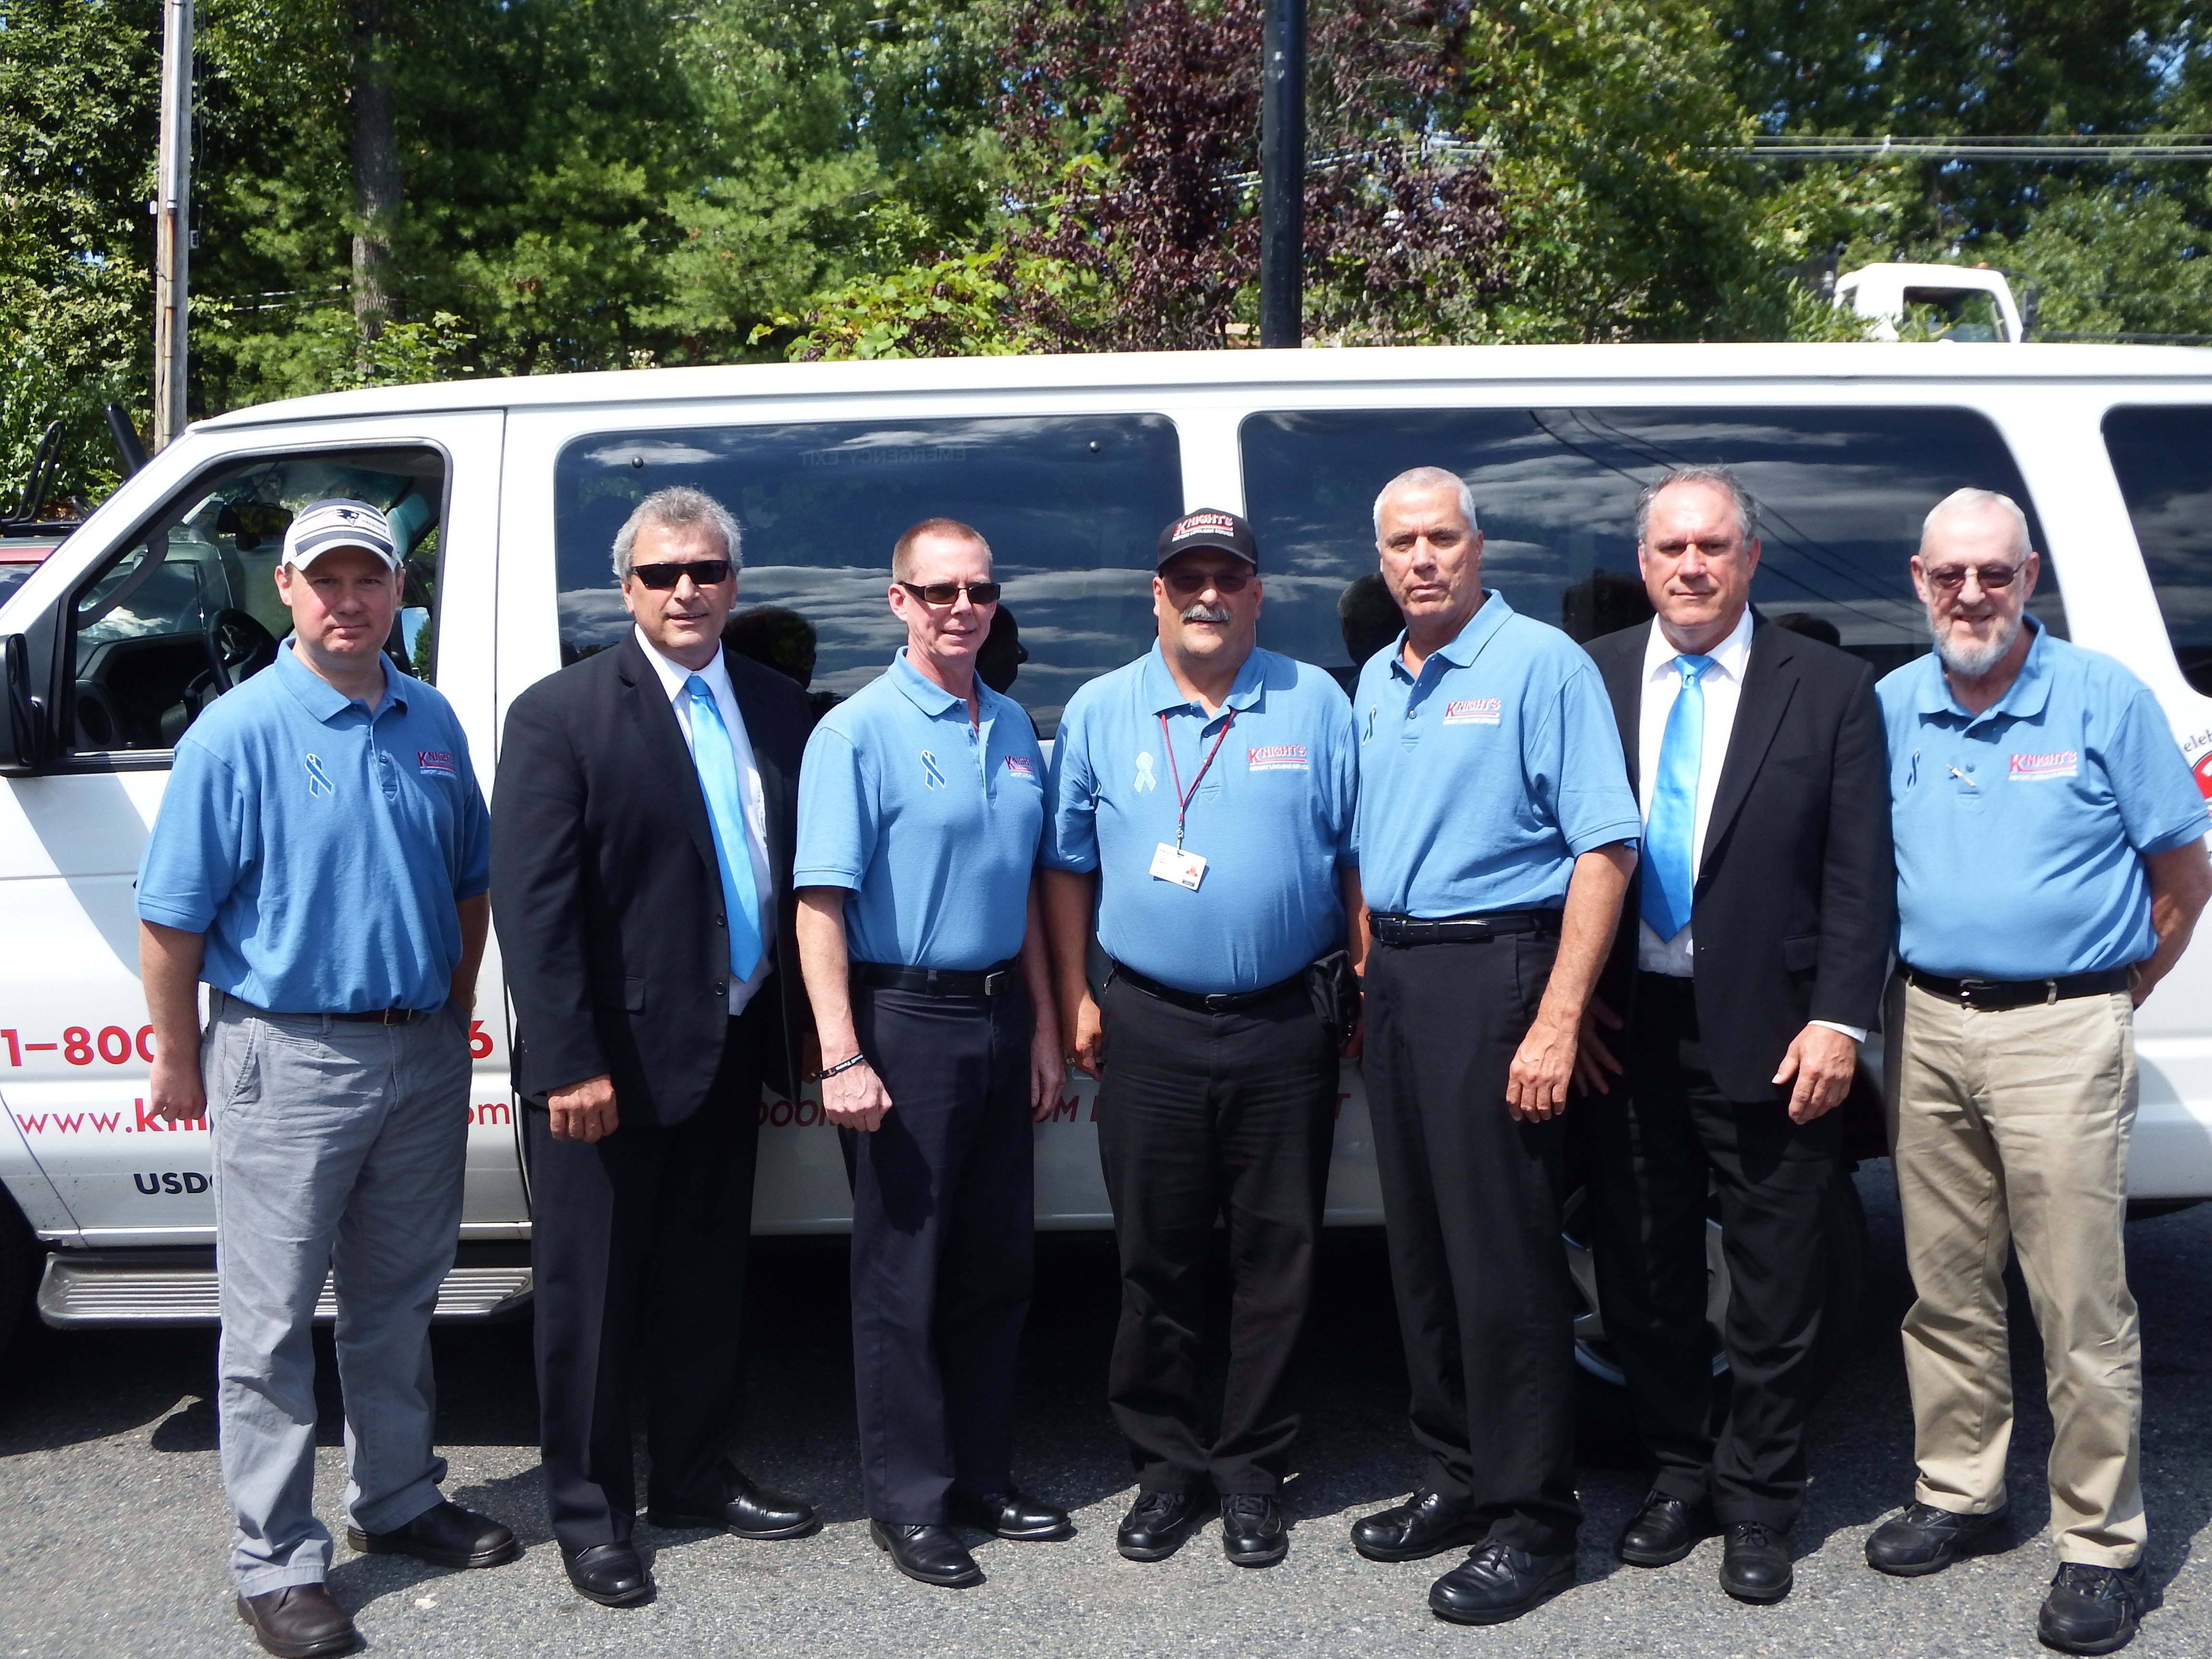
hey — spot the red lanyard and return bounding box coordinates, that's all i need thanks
[1158,708,1236,850]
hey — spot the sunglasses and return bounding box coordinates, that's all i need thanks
[1162,565,1253,596]
[899,580,1003,606]
[630,558,733,589]
[1921,562,2023,595]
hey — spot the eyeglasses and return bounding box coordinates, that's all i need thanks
[899,580,1002,606]
[1921,562,2023,595]
[1161,565,1253,596]
[630,558,733,589]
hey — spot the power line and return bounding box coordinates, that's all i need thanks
[1735,135,2212,161]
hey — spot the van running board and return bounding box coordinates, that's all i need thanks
[36,1245,533,1328]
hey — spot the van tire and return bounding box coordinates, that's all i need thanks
[0,1188,38,1368]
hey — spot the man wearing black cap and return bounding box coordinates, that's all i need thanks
[1044,510,1362,1567]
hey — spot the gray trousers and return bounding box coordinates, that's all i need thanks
[204,993,471,1594]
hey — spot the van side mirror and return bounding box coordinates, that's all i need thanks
[0,634,46,774]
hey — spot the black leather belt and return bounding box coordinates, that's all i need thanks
[1110,961,1305,1015]
[224,992,427,1024]
[852,960,1016,998]
[1904,966,2133,1011]
[1370,909,1562,947]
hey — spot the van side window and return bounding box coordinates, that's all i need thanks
[552,417,1183,736]
[64,448,447,757]
[2102,406,2212,697]
[1239,407,2063,680]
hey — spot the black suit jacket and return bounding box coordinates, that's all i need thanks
[1587,615,1895,1103]
[491,633,812,1125]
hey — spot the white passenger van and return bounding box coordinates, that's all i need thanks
[2,344,2209,1376]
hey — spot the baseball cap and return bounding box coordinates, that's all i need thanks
[1155,509,1258,571]
[281,499,400,570]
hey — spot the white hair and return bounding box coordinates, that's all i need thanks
[1636,465,1758,544]
[611,485,744,578]
[1920,487,2032,560]
[1374,466,1479,535]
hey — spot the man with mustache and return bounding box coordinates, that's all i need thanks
[1867,488,2211,1656]
[1045,509,1360,1568]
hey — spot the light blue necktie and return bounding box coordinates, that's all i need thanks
[1639,654,1714,943]
[684,675,764,983]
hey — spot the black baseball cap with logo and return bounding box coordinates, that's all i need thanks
[1155,509,1259,571]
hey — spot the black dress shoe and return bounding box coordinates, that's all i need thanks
[1429,1541,1575,1625]
[871,1521,984,1587]
[1719,1521,1793,1604]
[1117,1490,1202,1562]
[647,1473,818,1539]
[1221,1494,1288,1567]
[234,1585,359,1659]
[1617,1492,1715,1568]
[1865,1501,2013,1577]
[1352,1489,1491,1563]
[561,1542,653,1607]
[2038,1561,2151,1656]
[347,1500,520,1569]
[950,1488,1073,1541]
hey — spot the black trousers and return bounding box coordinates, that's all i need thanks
[1096,974,1339,1496]
[1585,972,1843,1532]
[1364,932,1581,1556]
[843,981,1035,1525]
[526,992,771,1552]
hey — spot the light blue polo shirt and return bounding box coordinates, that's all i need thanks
[1879,618,2208,978]
[795,648,1046,971]
[1047,645,1357,994]
[136,644,490,1012]
[1353,592,1641,917]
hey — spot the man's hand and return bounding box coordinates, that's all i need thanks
[548,1073,619,1142]
[1772,1024,1857,1124]
[821,1057,892,1133]
[1507,1011,1579,1122]
[1573,995,1625,1096]
[1029,1018,1068,1124]
[1065,992,1105,1079]
[147,1047,205,1124]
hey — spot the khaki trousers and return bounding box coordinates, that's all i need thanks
[1884,978,2144,1568]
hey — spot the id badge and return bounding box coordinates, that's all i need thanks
[1149,842,1208,891]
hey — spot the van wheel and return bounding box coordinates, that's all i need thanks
[0,1189,38,1368]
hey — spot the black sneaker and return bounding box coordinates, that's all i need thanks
[1865,1501,2013,1577]
[2038,1561,2150,1656]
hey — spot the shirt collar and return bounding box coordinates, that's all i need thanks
[1642,604,1755,685]
[632,624,731,703]
[1910,614,2052,722]
[1389,590,1513,681]
[1142,642,1267,718]
[888,646,970,718]
[273,638,398,723]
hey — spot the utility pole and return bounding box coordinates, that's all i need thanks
[1258,0,1305,349]
[152,0,194,452]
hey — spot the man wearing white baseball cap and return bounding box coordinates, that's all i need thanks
[138,499,517,1658]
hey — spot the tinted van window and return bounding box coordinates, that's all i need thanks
[2102,406,2212,696]
[553,416,1184,735]
[1240,406,2060,679]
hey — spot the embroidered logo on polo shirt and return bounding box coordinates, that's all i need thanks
[1004,754,1037,780]
[1133,751,1158,792]
[2008,750,2079,781]
[1247,744,1309,771]
[416,749,458,778]
[920,749,946,790]
[303,753,333,797]
[1443,697,1503,726]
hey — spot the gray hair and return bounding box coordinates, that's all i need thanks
[1373,467,1479,536]
[611,485,744,579]
[1635,466,1758,545]
[1920,487,2032,560]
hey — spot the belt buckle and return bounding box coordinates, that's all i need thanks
[1202,991,1234,1013]
[983,970,1009,997]
[1957,977,1995,1009]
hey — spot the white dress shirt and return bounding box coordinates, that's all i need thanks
[635,626,776,1014]
[1632,610,1862,1041]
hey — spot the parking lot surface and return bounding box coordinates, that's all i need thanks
[3,1168,2211,1659]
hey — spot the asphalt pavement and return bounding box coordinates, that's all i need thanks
[4,1167,2211,1659]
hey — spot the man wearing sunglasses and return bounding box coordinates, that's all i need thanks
[794,517,1069,1590]
[493,486,819,1609]
[1044,509,1361,1569]
[1867,488,2211,1656]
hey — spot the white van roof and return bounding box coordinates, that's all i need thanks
[195,341,2212,433]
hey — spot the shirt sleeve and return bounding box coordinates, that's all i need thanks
[792,723,873,891]
[135,736,248,932]
[2104,679,2211,855]
[1324,681,1359,869]
[451,721,492,901]
[1541,654,1643,856]
[1044,697,1103,874]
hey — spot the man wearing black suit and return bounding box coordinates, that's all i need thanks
[1578,466,1893,1606]
[492,486,818,1608]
